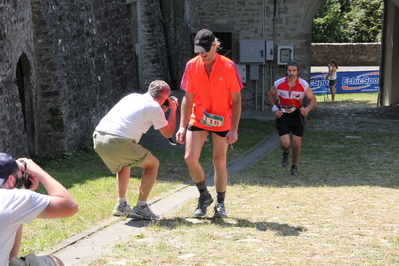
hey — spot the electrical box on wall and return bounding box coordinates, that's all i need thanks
[250,65,259,80]
[239,40,266,64]
[235,64,246,83]
[266,40,274,61]
[277,45,294,65]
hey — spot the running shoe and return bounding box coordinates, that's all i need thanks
[194,194,214,217]
[291,165,299,176]
[281,150,290,167]
[112,201,132,216]
[213,202,228,218]
[130,204,159,220]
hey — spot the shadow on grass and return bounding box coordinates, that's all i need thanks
[124,217,307,237]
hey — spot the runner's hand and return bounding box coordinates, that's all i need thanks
[175,127,186,144]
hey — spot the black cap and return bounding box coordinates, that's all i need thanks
[0,153,18,183]
[194,29,215,53]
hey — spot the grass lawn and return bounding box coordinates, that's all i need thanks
[90,93,399,265]
[315,92,379,105]
[19,118,275,254]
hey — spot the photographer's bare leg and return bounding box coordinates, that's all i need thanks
[127,154,160,219]
[116,166,131,198]
[115,154,159,219]
[137,154,159,201]
[116,156,159,200]
[114,167,133,216]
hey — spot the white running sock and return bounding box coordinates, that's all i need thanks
[137,200,147,207]
[118,197,127,204]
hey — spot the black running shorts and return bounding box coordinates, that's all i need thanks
[276,110,306,137]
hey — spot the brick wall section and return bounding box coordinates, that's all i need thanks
[312,43,381,66]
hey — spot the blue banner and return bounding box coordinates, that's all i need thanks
[310,70,379,94]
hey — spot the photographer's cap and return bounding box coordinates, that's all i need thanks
[0,153,18,186]
[194,29,215,53]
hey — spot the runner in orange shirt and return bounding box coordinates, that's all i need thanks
[176,29,243,218]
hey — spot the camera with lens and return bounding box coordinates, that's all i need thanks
[162,96,178,107]
[17,159,32,189]
[21,171,33,189]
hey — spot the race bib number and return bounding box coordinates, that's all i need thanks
[200,110,224,127]
[280,105,297,113]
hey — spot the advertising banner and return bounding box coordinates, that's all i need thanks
[310,70,379,95]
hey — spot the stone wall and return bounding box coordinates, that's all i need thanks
[32,0,138,157]
[0,0,36,156]
[0,0,138,157]
[0,0,194,157]
[0,0,327,156]
[311,43,381,66]
[3,0,383,157]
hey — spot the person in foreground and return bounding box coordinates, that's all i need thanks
[0,153,78,265]
[267,61,317,176]
[93,80,178,220]
[176,29,243,218]
[327,59,338,102]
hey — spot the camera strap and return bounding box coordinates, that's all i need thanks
[167,138,180,146]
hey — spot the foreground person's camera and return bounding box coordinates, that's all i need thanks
[162,96,177,107]
[16,159,32,189]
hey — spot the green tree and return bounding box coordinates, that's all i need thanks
[312,0,383,43]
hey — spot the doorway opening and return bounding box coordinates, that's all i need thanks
[16,53,36,156]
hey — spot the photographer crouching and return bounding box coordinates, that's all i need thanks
[0,153,78,266]
[93,80,178,220]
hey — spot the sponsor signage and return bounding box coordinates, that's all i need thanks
[310,70,379,94]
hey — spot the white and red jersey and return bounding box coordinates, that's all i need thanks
[274,76,309,110]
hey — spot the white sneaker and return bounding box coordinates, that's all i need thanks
[112,201,132,216]
[130,204,159,220]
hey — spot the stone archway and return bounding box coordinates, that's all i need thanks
[16,53,36,156]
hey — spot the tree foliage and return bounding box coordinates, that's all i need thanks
[312,0,383,43]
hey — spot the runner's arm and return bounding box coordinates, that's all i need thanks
[175,92,193,144]
[300,86,317,116]
[226,90,241,144]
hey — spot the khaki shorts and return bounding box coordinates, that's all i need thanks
[93,131,151,174]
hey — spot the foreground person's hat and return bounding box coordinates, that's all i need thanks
[194,29,215,53]
[0,153,18,186]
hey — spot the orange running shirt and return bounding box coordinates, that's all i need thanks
[180,54,243,132]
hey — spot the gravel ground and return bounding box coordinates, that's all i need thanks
[308,101,399,133]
